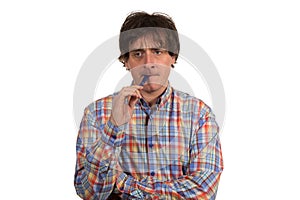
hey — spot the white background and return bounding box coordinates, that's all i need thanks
[1,0,300,199]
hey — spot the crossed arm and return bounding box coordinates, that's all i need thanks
[74,105,223,200]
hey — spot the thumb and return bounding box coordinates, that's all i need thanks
[128,96,139,108]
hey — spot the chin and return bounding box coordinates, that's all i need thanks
[143,83,166,93]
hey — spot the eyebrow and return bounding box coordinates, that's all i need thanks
[130,48,166,52]
[130,49,145,52]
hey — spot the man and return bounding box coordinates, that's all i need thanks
[74,11,223,199]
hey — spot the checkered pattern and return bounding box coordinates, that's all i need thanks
[74,85,223,199]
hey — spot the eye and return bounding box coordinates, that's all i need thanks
[155,50,162,55]
[132,50,143,58]
[153,49,163,55]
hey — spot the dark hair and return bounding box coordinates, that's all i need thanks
[118,11,180,65]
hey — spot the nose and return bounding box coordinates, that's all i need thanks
[144,49,155,70]
[144,50,155,64]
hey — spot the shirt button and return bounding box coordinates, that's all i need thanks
[112,135,117,139]
[149,143,153,148]
[150,171,155,176]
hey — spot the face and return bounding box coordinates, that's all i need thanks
[125,35,176,93]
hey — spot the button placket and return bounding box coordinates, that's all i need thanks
[147,113,157,176]
[147,115,154,150]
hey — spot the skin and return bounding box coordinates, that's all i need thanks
[111,37,175,126]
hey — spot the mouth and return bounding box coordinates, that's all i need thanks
[141,74,159,77]
[139,74,159,86]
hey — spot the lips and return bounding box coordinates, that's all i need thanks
[141,74,159,77]
[139,74,160,86]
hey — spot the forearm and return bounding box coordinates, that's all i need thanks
[115,136,223,199]
[115,170,222,199]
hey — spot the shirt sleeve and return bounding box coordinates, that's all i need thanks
[74,104,125,200]
[115,108,224,200]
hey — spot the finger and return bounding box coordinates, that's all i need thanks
[131,85,144,89]
[121,87,142,99]
[123,86,143,98]
[134,88,142,98]
[128,95,139,108]
[121,85,143,91]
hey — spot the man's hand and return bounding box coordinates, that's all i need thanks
[111,85,143,126]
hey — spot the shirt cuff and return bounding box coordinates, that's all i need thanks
[116,172,146,199]
[101,120,125,146]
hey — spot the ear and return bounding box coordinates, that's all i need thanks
[171,56,176,64]
[124,61,130,71]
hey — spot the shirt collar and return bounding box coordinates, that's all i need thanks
[157,83,172,108]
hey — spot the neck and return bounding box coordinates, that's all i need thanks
[141,85,167,106]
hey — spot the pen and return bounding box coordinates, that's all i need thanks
[139,75,149,86]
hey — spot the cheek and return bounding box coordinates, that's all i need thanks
[163,58,175,67]
[125,58,138,69]
[162,68,171,79]
[130,70,141,84]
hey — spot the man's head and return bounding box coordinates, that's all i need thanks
[118,12,180,93]
[118,11,180,65]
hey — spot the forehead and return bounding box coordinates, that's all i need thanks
[129,34,167,51]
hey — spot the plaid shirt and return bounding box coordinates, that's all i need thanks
[74,85,223,200]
